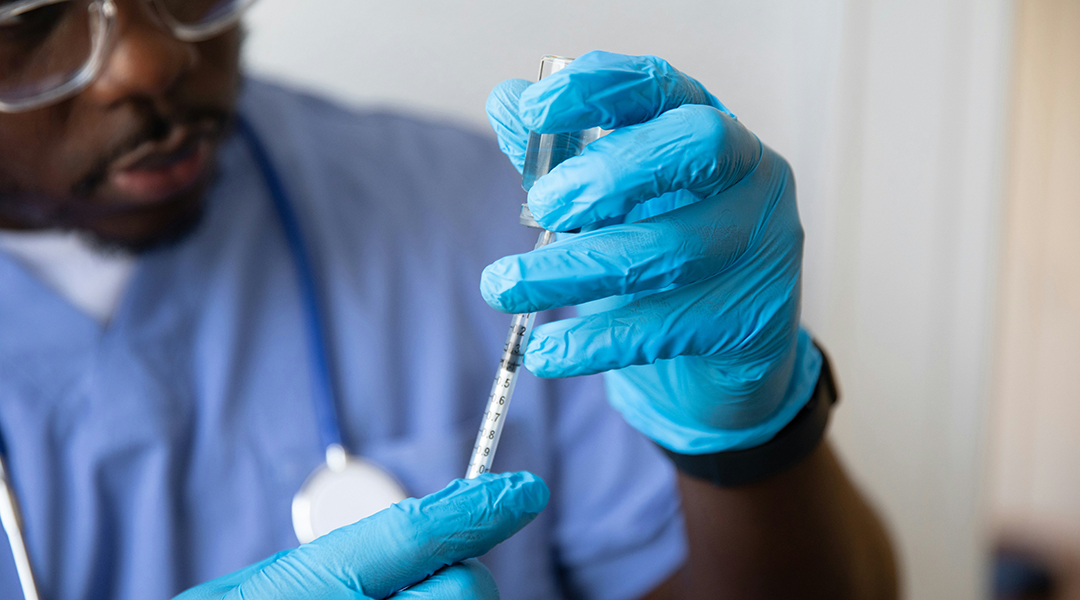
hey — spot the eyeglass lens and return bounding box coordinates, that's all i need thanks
[0,0,247,106]
[165,0,244,27]
[0,1,95,103]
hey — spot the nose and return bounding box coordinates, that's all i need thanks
[84,0,197,108]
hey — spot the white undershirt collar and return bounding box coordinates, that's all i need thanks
[0,229,137,325]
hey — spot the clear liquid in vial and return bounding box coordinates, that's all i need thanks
[521,128,602,192]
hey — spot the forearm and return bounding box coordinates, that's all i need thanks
[648,441,897,600]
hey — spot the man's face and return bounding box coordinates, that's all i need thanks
[0,0,243,250]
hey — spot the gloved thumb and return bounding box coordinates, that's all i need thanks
[487,78,532,174]
[221,471,549,600]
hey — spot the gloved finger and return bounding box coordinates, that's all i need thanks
[486,78,532,173]
[519,50,734,134]
[524,104,762,232]
[229,472,549,600]
[482,167,789,315]
[391,561,498,600]
[523,272,799,379]
[172,552,289,600]
[481,222,721,315]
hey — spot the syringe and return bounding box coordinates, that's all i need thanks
[466,55,602,479]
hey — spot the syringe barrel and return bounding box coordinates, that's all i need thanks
[466,55,601,480]
[466,311,536,479]
[466,232,555,479]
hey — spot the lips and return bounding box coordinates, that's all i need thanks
[107,122,216,204]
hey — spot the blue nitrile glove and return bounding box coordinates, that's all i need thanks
[482,51,823,454]
[173,472,548,600]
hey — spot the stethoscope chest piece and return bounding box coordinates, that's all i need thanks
[291,445,408,544]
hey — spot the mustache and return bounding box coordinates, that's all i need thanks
[71,105,233,199]
[0,106,231,230]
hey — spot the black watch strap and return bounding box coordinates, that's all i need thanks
[659,343,839,488]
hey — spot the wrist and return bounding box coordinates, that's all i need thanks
[606,328,823,454]
[660,341,837,487]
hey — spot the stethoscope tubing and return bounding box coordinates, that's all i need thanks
[235,115,347,453]
[0,454,38,600]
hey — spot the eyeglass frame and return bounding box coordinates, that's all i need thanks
[0,0,258,113]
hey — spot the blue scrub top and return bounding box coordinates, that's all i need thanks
[0,80,686,600]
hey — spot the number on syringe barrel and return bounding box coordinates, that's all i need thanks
[504,341,524,353]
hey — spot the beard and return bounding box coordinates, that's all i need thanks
[0,140,219,255]
[0,98,238,254]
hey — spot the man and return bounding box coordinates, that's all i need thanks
[0,1,897,599]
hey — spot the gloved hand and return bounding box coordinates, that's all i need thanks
[174,472,548,600]
[482,51,822,454]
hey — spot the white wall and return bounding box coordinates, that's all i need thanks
[242,2,1014,598]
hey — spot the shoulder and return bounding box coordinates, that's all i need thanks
[238,78,514,192]
[235,78,527,255]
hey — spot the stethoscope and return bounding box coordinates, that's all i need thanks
[0,115,408,600]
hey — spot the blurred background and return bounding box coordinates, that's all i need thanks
[240,1,1078,598]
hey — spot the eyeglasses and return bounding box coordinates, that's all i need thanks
[0,0,257,113]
